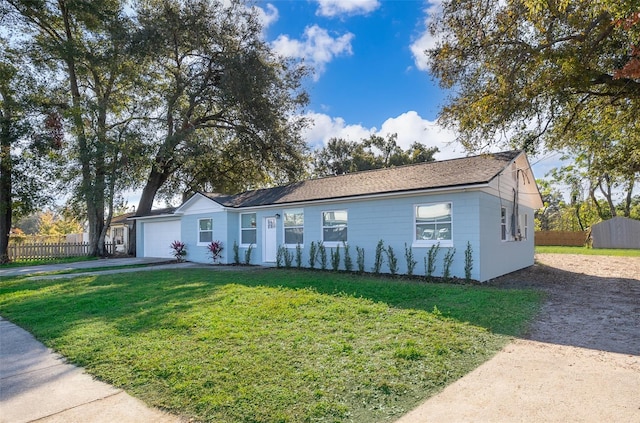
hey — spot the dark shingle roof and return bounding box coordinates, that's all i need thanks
[205,151,521,208]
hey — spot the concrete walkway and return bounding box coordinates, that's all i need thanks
[0,317,182,423]
[0,257,176,279]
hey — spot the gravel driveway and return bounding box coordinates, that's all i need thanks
[497,253,640,355]
[397,253,640,423]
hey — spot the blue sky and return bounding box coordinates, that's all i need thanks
[255,0,471,157]
[254,0,563,179]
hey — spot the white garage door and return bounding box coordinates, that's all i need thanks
[143,220,181,258]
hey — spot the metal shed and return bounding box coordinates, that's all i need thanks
[591,217,640,249]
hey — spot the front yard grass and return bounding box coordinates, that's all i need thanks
[0,269,542,423]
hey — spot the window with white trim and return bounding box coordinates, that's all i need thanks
[322,210,347,243]
[240,213,257,245]
[520,213,528,240]
[415,203,452,244]
[284,209,304,245]
[501,207,507,241]
[198,218,213,244]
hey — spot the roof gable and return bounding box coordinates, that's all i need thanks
[211,151,522,208]
[175,192,225,215]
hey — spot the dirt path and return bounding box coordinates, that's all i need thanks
[396,254,640,423]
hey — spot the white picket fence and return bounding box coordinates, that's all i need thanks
[7,242,117,261]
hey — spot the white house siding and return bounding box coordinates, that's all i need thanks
[478,194,535,281]
[139,219,181,258]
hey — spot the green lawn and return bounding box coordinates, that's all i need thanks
[0,269,542,423]
[536,246,640,257]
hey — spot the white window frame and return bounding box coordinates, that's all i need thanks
[501,206,508,241]
[413,202,453,248]
[321,210,348,246]
[520,213,528,241]
[198,218,213,246]
[283,208,304,247]
[240,213,257,247]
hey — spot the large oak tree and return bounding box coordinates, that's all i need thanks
[427,0,639,213]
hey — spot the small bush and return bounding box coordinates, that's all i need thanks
[464,241,473,282]
[356,246,365,273]
[276,246,284,268]
[318,242,327,270]
[295,243,303,269]
[343,242,353,272]
[386,245,398,275]
[404,243,417,276]
[442,248,455,282]
[233,241,240,265]
[170,240,187,263]
[330,245,341,271]
[244,244,254,265]
[284,247,294,268]
[425,242,440,280]
[372,240,385,274]
[309,241,318,269]
[207,241,224,264]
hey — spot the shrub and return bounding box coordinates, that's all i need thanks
[343,242,353,272]
[308,241,318,269]
[295,243,303,269]
[207,241,224,264]
[386,245,398,275]
[373,240,385,274]
[404,243,417,276]
[464,241,473,282]
[442,248,456,282]
[276,246,284,268]
[244,244,254,265]
[233,241,240,265]
[318,242,327,270]
[331,245,341,271]
[284,247,294,268]
[425,242,440,281]
[169,240,187,262]
[356,246,365,273]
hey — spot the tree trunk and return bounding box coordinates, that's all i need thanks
[61,4,105,256]
[129,167,172,256]
[623,177,634,217]
[0,105,12,263]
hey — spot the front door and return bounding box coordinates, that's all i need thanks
[263,216,277,262]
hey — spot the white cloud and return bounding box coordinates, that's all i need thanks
[315,0,381,17]
[410,0,443,71]
[378,111,462,159]
[302,110,465,160]
[253,3,279,29]
[302,112,371,148]
[272,25,354,80]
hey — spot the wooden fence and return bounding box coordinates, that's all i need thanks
[535,231,589,247]
[7,242,117,261]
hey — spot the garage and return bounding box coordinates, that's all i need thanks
[142,219,181,258]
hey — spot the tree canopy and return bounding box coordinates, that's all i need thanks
[313,134,439,177]
[2,0,309,258]
[427,0,640,222]
[428,0,640,152]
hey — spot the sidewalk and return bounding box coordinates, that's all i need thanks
[0,257,174,279]
[0,316,182,423]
